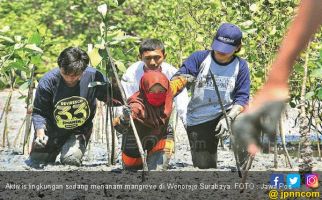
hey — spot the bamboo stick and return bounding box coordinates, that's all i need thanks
[13,117,26,148]
[274,132,278,169]
[2,90,12,148]
[23,65,35,155]
[279,111,293,168]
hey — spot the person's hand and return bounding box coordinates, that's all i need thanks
[247,143,260,157]
[214,117,231,140]
[34,129,48,149]
[232,100,285,154]
[119,105,131,126]
[180,74,196,83]
[214,105,243,140]
[122,105,131,120]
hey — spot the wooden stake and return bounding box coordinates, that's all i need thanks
[13,117,26,148]
[240,156,254,193]
[2,90,12,148]
[279,111,293,168]
[274,132,278,169]
[23,65,35,155]
[105,46,148,172]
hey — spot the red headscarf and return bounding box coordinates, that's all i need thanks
[127,71,173,128]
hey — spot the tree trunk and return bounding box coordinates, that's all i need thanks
[298,45,313,174]
[23,106,33,155]
[297,141,301,161]
[316,132,321,161]
[23,65,35,155]
[92,101,98,143]
[313,102,321,161]
[279,111,293,168]
[108,105,116,165]
[100,103,105,143]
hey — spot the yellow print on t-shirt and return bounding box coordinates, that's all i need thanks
[54,96,90,129]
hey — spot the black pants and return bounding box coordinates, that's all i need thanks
[187,117,221,169]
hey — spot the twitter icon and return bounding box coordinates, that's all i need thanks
[287,174,301,189]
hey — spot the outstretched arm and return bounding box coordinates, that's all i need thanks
[169,76,188,96]
[234,0,322,156]
[249,0,322,112]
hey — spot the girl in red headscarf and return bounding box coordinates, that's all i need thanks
[113,70,186,170]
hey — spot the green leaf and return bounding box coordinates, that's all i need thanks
[19,82,29,91]
[114,60,126,73]
[305,91,315,100]
[8,59,26,71]
[24,44,43,53]
[0,26,10,33]
[88,48,102,67]
[98,48,108,60]
[250,3,259,12]
[20,71,28,80]
[0,35,14,43]
[269,26,277,35]
[240,20,253,28]
[318,89,322,100]
[107,0,118,7]
[109,40,121,45]
[14,36,22,42]
[30,55,42,65]
[28,32,42,46]
[94,43,105,49]
[311,68,322,78]
[286,7,293,14]
[14,43,24,50]
[113,35,136,42]
[244,28,257,34]
[18,95,27,100]
[294,64,304,74]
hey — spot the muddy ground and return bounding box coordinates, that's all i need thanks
[0,89,321,171]
[0,90,322,199]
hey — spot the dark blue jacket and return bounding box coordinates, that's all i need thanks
[32,67,110,134]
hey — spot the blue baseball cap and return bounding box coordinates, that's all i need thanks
[211,23,242,54]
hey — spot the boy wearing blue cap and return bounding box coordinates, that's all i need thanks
[172,23,250,169]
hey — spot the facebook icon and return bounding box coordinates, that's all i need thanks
[270,174,284,188]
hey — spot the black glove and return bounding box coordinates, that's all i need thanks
[120,105,131,125]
